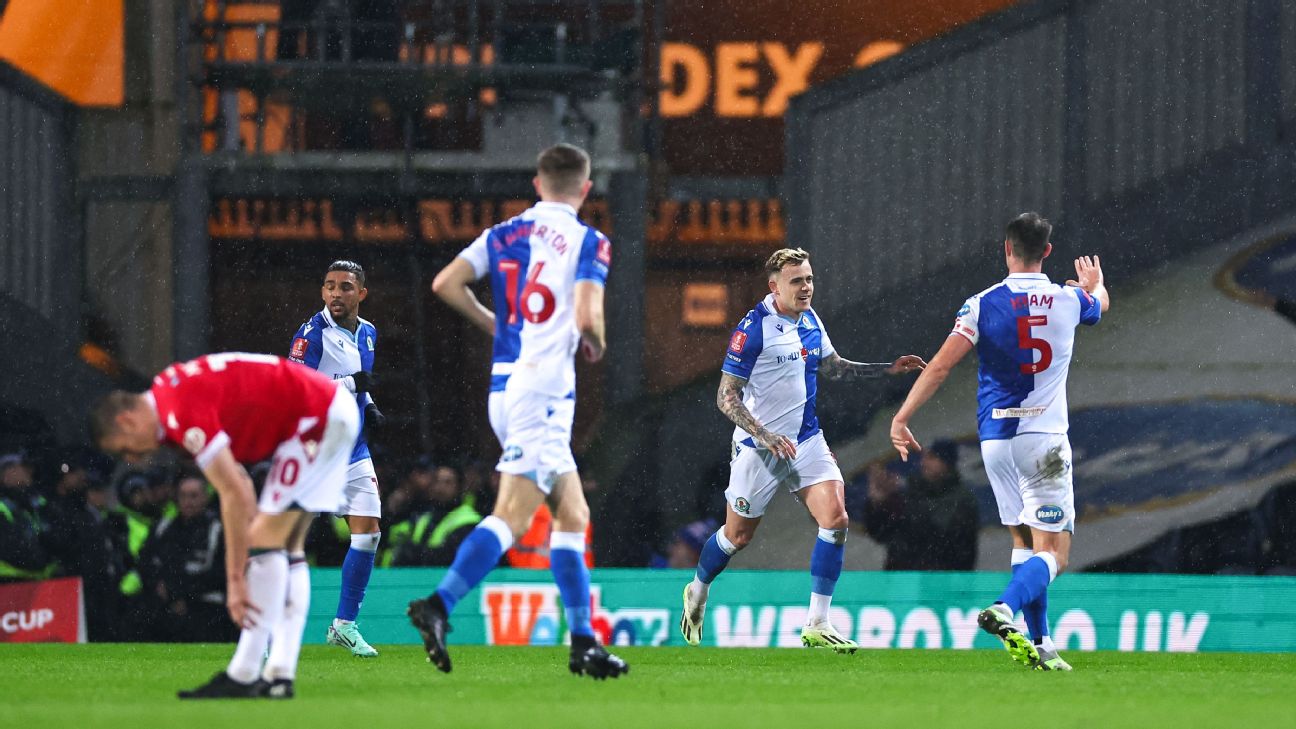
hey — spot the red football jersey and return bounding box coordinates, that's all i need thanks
[148,353,341,468]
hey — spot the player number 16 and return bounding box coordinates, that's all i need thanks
[499,260,557,325]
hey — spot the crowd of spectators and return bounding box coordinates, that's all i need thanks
[9,432,1296,642]
[851,440,979,571]
[0,443,585,641]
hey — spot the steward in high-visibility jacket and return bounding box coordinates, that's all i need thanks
[0,492,56,582]
[383,496,483,567]
[505,504,594,569]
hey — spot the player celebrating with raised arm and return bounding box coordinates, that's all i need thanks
[680,248,926,652]
[288,260,384,658]
[889,213,1109,670]
[407,143,627,679]
[91,353,360,698]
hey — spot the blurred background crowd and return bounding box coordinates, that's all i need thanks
[7,434,1295,642]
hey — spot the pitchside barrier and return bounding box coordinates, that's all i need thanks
[0,577,86,643]
[304,568,1296,653]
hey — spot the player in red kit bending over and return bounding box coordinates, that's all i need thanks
[91,353,360,699]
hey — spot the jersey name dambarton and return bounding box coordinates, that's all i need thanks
[459,201,611,398]
[952,272,1102,441]
[721,294,836,447]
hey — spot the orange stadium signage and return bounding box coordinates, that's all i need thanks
[208,197,786,245]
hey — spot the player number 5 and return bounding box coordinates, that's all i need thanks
[499,260,557,325]
[1016,315,1052,374]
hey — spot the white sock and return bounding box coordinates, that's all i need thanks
[264,553,311,682]
[714,530,738,555]
[689,577,709,602]
[350,531,381,553]
[226,551,289,683]
[1037,551,1060,582]
[1038,635,1056,653]
[807,592,832,625]
[1010,548,1033,567]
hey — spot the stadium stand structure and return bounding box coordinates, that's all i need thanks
[0,63,112,446]
[168,0,652,455]
[0,62,79,351]
[593,0,1296,568]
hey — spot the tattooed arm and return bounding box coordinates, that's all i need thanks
[716,373,797,459]
[818,353,927,381]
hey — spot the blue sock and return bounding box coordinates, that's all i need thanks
[435,517,512,614]
[549,532,593,639]
[695,531,737,584]
[998,554,1055,613]
[335,533,380,621]
[810,529,845,596]
[1012,563,1051,642]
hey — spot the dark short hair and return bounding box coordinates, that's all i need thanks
[89,391,141,446]
[1005,213,1052,263]
[327,260,366,288]
[536,143,591,196]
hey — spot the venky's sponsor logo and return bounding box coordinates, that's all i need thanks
[481,584,670,647]
[1036,505,1065,524]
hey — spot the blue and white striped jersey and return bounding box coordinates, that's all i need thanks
[952,273,1102,441]
[458,201,611,398]
[721,294,836,447]
[289,307,377,463]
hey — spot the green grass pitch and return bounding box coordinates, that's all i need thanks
[4,644,1295,729]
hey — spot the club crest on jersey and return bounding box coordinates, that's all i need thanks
[734,497,751,514]
[291,338,309,359]
[729,331,748,353]
[1036,505,1065,524]
[182,427,206,455]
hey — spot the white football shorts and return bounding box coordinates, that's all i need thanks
[981,433,1075,533]
[259,386,360,514]
[338,458,382,518]
[725,430,843,519]
[488,386,577,495]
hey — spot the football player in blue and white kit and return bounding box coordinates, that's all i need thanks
[409,144,627,679]
[680,247,926,652]
[890,213,1110,670]
[288,260,385,658]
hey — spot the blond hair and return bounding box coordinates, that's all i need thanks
[764,248,810,277]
